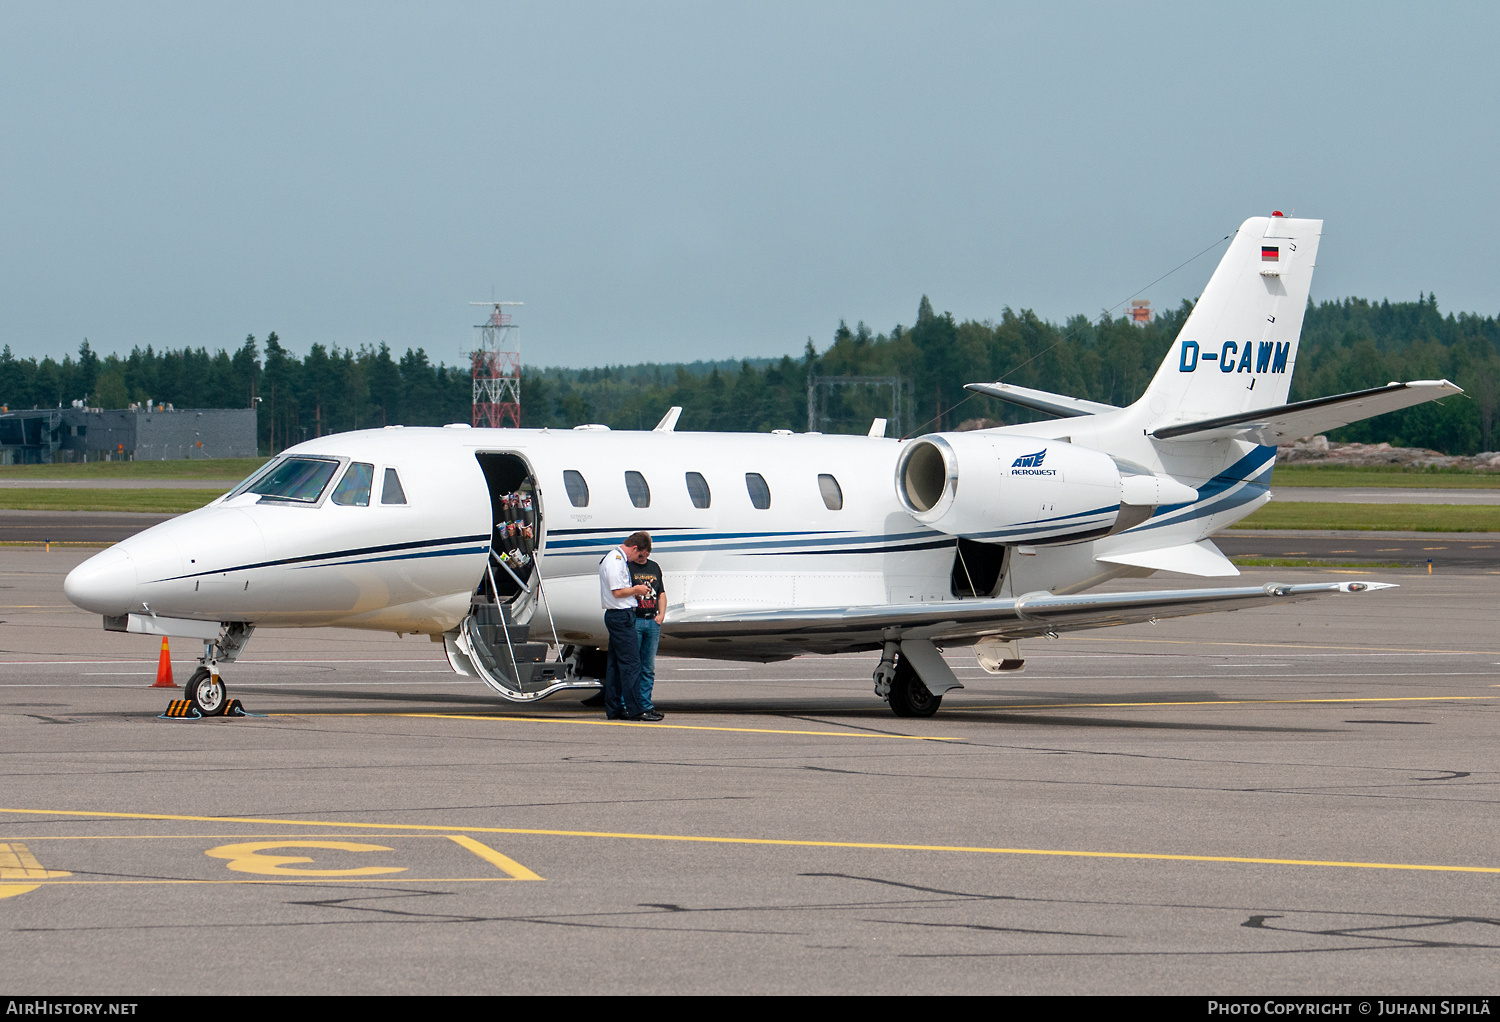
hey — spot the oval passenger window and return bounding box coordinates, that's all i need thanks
[745,472,771,510]
[625,471,651,508]
[685,472,711,509]
[563,470,589,508]
[818,473,843,511]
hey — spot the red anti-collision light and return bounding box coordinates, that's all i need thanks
[1271,210,1284,217]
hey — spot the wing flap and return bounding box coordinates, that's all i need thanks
[668,581,1393,643]
[1149,380,1462,444]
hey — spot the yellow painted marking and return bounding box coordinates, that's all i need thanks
[0,842,70,879]
[446,835,544,880]
[3,808,1497,875]
[205,841,406,877]
[0,884,39,899]
[274,712,962,742]
[964,695,1491,711]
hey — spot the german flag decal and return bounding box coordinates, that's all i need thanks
[1262,245,1279,261]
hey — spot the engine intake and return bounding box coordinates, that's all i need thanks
[895,433,1126,545]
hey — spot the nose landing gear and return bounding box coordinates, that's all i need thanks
[180,623,254,717]
[184,666,226,715]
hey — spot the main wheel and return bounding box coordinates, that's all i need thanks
[888,657,941,718]
[184,666,227,716]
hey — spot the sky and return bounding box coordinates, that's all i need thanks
[1,2,1496,368]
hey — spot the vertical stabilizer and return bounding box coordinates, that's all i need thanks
[1139,215,1321,422]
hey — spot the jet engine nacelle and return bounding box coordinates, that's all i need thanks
[895,433,1126,545]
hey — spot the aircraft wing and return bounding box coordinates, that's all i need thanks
[964,381,1121,419]
[1149,380,1462,444]
[668,581,1392,647]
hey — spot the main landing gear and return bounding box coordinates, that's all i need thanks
[873,643,942,718]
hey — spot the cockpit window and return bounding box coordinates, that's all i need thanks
[332,462,374,506]
[226,458,281,498]
[381,468,407,505]
[247,457,340,503]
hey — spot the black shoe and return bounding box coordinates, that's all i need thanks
[605,712,628,720]
[631,711,665,722]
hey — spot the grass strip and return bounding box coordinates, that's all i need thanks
[0,489,221,513]
[0,458,266,481]
[1232,502,1500,532]
[1271,467,1500,488]
[1229,557,1404,569]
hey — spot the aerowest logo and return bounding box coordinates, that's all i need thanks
[1179,339,1291,374]
[1011,449,1056,476]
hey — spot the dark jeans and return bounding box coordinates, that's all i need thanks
[603,608,644,718]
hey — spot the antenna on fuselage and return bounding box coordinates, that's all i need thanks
[468,301,523,428]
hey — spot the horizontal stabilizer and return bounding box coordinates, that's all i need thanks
[1150,380,1462,444]
[1096,539,1239,577]
[669,581,1392,644]
[964,381,1120,419]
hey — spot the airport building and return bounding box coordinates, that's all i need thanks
[0,406,258,464]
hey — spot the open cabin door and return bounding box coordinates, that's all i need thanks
[446,451,588,702]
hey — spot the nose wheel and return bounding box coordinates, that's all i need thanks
[184,666,228,716]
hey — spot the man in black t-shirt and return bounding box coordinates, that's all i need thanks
[630,556,666,719]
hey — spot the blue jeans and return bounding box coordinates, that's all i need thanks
[603,609,644,718]
[634,616,660,712]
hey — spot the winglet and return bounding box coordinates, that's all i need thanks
[654,406,683,432]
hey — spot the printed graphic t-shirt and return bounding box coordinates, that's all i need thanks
[631,559,665,618]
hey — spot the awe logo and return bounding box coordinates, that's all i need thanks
[1010,449,1056,476]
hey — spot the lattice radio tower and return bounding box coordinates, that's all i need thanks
[468,301,523,428]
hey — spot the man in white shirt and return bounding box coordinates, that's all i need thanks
[598,532,660,720]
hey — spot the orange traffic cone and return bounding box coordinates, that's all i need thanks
[152,637,176,688]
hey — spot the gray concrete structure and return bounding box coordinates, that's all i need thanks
[0,407,257,463]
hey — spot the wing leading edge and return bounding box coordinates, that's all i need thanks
[668,581,1394,646]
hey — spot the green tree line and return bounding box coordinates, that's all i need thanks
[3,293,1496,454]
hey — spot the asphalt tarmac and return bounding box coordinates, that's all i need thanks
[3,548,1497,994]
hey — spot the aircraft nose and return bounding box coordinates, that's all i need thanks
[63,546,139,616]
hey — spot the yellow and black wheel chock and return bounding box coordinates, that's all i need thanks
[158,698,263,720]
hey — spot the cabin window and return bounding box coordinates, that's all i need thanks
[381,467,407,505]
[247,457,340,504]
[332,462,374,506]
[745,472,771,509]
[818,473,843,511]
[563,470,589,507]
[625,471,651,508]
[685,471,711,509]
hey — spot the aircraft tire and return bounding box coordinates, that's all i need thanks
[888,658,941,718]
[184,666,227,716]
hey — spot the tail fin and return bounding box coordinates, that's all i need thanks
[1138,215,1322,422]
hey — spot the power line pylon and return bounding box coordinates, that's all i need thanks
[469,301,523,428]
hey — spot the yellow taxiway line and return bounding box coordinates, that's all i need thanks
[3,807,1497,875]
[966,694,1492,711]
[271,712,964,741]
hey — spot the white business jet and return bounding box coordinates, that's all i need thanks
[65,215,1460,717]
